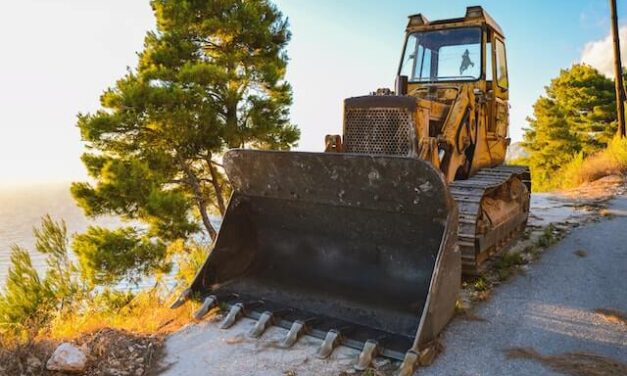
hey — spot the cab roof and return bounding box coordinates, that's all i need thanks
[406,6,504,37]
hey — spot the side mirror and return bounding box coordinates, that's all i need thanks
[395,75,408,96]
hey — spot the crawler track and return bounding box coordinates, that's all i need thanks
[450,165,531,275]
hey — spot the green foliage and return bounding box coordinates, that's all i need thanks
[35,215,81,303]
[537,224,557,248]
[556,152,586,190]
[72,226,168,286]
[473,277,489,292]
[523,64,622,191]
[0,217,83,337]
[0,246,50,332]
[90,289,136,314]
[542,64,617,153]
[169,240,210,285]
[494,252,525,281]
[72,0,299,282]
[71,157,198,242]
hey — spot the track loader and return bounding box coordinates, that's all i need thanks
[173,6,530,375]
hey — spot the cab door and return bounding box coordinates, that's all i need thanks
[488,35,509,164]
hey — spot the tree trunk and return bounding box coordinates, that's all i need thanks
[206,155,226,216]
[182,163,218,241]
[224,93,241,148]
[609,0,626,137]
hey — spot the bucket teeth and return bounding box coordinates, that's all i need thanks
[170,288,191,309]
[279,320,305,348]
[316,329,341,359]
[248,311,273,338]
[395,350,419,376]
[219,303,244,329]
[354,340,379,371]
[193,295,217,320]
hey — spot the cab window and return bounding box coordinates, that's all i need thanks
[495,39,508,89]
[400,27,482,82]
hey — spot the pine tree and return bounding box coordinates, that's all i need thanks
[545,64,617,153]
[523,64,620,189]
[71,0,299,279]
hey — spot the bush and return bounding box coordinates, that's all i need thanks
[0,246,51,337]
[557,152,585,190]
[576,137,627,183]
[0,216,83,340]
[529,137,627,192]
[0,211,212,345]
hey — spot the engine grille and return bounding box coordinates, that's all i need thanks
[344,107,416,156]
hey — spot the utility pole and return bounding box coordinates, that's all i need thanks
[610,0,626,138]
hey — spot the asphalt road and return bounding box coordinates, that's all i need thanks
[421,195,627,375]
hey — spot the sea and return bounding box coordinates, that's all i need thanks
[0,183,122,286]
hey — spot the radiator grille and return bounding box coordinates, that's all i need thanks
[344,107,415,156]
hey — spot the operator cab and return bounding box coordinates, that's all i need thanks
[397,6,508,93]
[395,6,510,166]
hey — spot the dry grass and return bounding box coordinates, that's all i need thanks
[46,291,197,341]
[559,138,627,190]
[506,347,627,376]
[594,308,627,325]
[0,290,197,375]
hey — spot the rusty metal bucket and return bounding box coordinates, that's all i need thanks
[182,149,460,370]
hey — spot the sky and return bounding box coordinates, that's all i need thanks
[0,0,625,185]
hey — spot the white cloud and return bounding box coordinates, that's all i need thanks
[581,26,627,77]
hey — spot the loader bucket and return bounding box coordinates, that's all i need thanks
[188,150,460,362]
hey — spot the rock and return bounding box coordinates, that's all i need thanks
[46,342,87,372]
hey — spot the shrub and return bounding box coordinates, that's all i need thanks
[0,216,82,340]
[577,137,627,183]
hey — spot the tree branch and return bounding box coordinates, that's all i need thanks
[205,154,226,216]
[179,158,217,241]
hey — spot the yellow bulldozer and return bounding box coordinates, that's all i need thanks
[172,6,530,375]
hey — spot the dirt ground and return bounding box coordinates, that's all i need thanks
[0,329,164,376]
